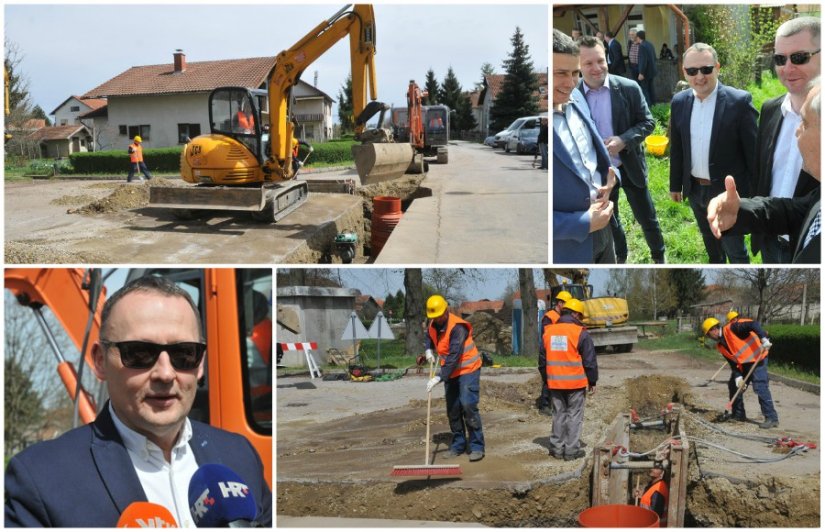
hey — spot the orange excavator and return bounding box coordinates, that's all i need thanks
[4,268,272,487]
[391,79,450,173]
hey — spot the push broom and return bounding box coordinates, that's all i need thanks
[391,359,462,477]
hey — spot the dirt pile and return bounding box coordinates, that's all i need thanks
[466,312,511,355]
[355,174,426,256]
[626,374,692,417]
[67,178,185,215]
[5,241,109,264]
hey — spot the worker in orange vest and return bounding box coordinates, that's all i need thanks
[424,294,485,462]
[236,110,255,134]
[634,461,669,526]
[540,298,598,460]
[703,316,777,428]
[537,290,573,415]
[127,135,152,183]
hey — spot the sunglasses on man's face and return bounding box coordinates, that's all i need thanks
[684,65,715,76]
[773,49,820,66]
[101,340,206,370]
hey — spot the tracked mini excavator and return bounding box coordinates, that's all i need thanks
[149,4,415,222]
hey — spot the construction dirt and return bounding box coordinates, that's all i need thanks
[276,347,820,527]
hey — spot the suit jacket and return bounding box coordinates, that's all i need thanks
[607,39,626,75]
[637,40,657,79]
[670,83,758,198]
[577,75,655,188]
[730,190,820,264]
[553,99,616,263]
[751,94,821,252]
[5,404,273,527]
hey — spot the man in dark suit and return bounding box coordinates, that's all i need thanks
[670,42,757,263]
[5,276,272,527]
[606,31,626,75]
[553,28,618,264]
[635,30,658,106]
[751,16,821,263]
[708,82,820,264]
[576,36,666,263]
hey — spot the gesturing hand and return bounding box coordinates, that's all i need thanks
[707,176,740,238]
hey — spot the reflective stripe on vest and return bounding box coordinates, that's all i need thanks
[718,323,763,369]
[428,314,481,378]
[640,479,669,525]
[543,322,588,390]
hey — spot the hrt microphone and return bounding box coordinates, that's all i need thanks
[116,501,179,528]
[188,463,258,527]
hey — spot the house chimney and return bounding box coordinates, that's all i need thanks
[173,49,186,73]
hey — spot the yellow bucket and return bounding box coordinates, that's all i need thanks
[645,135,669,156]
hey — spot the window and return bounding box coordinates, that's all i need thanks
[59,119,68,126]
[119,125,127,136]
[127,125,150,141]
[178,123,201,143]
[70,105,80,112]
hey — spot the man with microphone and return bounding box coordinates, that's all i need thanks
[5,276,272,527]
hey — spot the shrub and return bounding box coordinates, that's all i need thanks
[762,324,819,373]
[70,147,183,174]
[304,140,356,165]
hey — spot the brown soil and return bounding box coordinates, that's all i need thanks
[66,178,184,215]
[276,349,820,526]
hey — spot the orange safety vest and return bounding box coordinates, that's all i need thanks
[129,143,143,163]
[640,478,669,526]
[251,318,272,365]
[543,322,588,390]
[237,111,255,131]
[717,322,764,370]
[544,309,560,325]
[427,314,481,379]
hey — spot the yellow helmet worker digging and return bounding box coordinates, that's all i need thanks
[424,294,485,461]
[703,314,778,428]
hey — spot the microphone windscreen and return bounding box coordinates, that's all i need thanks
[188,463,258,527]
[116,501,178,528]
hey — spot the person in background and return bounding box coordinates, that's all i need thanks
[127,135,152,183]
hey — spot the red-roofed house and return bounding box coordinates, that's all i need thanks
[50,96,108,127]
[26,124,93,158]
[458,299,505,319]
[475,72,549,136]
[79,51,334,150]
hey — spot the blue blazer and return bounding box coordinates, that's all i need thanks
[5,404,272,527]
[553,99,615,263]
[669,83,758,198]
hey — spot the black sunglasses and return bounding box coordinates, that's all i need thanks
[773,50,820,66]
[684,65,715,76]
[101,340,206,370]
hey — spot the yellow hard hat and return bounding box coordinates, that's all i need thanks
[563,298,586,316]
[133,135,142,143]
[702,317,721,336]
[555,290,573,303]
[426,295,448,319]
[726,310,739,323]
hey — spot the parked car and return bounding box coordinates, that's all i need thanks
[491,117,529,148]
[505,116,540,153]
[514,126,539,155]
[483,135,498,147]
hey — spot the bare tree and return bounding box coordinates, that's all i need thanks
[518,268,539,358]
[403,269,426,356]
[719,269,818,323]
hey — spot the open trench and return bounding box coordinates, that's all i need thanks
[276,374,819,526]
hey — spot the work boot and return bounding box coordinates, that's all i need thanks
[759,419,779,429]
[468,451,484,462]
[446,449,464,458]
[539,406,553,417]
[548,449,562,459]
[564,449,586,461]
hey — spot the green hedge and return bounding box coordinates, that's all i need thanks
[764,324,819,373]
[303,140,356,165]
[70,147,183,174]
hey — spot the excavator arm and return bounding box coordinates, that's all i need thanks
[5,269,105,424]
[266,4,379,178]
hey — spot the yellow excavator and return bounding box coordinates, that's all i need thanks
[149,4,414,222]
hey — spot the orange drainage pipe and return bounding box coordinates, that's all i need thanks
[579,504,659,527]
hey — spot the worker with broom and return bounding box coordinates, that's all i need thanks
[540,298,598,461]
[424,295,485,462]
[702,316,778,428]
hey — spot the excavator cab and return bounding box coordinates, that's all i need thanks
[208,87,266,163]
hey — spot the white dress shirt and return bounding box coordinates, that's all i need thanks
[110,404,200,528]
[553,103,602,201]
[689,82,719,179]
[769,94,803,199]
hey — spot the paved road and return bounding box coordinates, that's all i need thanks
[375,141,548,264]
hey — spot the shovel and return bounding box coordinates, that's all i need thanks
[697,361,728,387]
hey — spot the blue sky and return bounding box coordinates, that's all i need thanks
[5,3,548,118]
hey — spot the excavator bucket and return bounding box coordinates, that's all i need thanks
[352,143,415,185]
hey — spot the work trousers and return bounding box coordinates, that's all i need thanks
[538,142,548,170]
[728,359,778,422]
[549,387,586,457]
[610,177,666,263]
[444,369,485,454]
[759,236,793,264]
[688,184,749,264]
[127,161,152,181]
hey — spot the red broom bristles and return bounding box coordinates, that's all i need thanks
[390,464,462,477]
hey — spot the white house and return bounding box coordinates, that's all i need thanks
[26,124,93,158]
[80,51,335,150]
[50,96,107,127]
